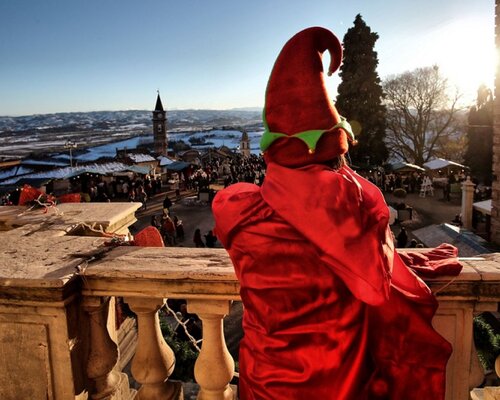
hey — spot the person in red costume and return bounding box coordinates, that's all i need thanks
[213,27,456,400]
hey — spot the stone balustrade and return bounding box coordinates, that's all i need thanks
[0,203,500,399]
[425,254,500,400]
[81,246,239,400]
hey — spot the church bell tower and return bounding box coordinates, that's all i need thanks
[240,130,251,158]
[152,92,167,156]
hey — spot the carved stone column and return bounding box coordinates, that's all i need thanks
[188,299,235,400]
[83,296,133,400]
[125,297,182,400]
[461,177,475,230]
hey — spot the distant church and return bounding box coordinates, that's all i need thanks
[240,130,251,158]
[152,92,167,156]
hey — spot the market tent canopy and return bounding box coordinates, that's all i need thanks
[473,199,491,216]
[166,161,191,171]
[21,158,70,167]
[0,162,142,185]
[0,177,55,194]
[0,165,33,181]
[65,168,112,178]
[158,156,176,167]
[64,169,90,179]
[125,165,151,175]
[389,162,425,173]
[423,158,467,171]
[11,177,53,188]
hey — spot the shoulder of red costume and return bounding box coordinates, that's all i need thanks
[212,183,262,224]
[212,183,264,248]
[213,183,260,209]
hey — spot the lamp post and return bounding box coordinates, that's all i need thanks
[65,140,77,167]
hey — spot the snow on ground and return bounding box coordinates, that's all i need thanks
[71,130,263,161]
[172,129,263,154]
[74,136,154,161]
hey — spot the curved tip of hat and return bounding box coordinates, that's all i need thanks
[296,26,343,76]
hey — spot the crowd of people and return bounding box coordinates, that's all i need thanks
[357,169,469,199]
[202,154,267,187]
[72,174,164,205]
[147,193,220,248]
[139,154,269,249]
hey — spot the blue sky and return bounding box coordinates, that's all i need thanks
[0,0,495,116]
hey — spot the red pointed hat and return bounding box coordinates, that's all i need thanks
[261,27,354,167]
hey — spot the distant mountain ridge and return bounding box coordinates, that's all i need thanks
[0,109,263,133]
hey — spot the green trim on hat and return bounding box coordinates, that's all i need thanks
[260,116,355,152]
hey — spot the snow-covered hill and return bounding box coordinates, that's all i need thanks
[0,109,263,159]
[0,109,262,132]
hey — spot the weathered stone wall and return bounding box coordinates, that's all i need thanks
[492,0,500,244]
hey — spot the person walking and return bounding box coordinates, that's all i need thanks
[396,227,408,248]
[173,215,185,241]
[193,228,205,248]
[163,195,173,214]
[204,230,217,248]
[160,214,176,246]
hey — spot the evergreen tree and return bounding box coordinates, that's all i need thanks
[464,85,493,185]
[336,14,388,166]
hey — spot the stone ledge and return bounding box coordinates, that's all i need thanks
[85,247,236,281]
[0,203,141,233]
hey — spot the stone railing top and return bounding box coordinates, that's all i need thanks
[413,253,500,305]
[1,200,500,305]
[0,203,141,299]
[82,246,240,300]
[85,246,235,280]
[0,227,107,286]
[0,203,141,234]
[462,253,500,281]
[80,250,500,302]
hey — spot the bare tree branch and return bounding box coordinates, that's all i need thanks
[383,66,462,165]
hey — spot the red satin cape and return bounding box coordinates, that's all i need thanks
[213,163,452,400]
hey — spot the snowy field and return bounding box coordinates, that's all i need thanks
[52,129,264,162]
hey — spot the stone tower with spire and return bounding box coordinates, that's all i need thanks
[240,130,251,158]
[152,92,167,156]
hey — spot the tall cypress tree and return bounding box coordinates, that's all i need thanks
[336,14,388,166]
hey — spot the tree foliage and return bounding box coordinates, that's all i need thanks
[464,85,493,185]
[383,66,461,166]
[336,14,388,166]
[433,116,467,163]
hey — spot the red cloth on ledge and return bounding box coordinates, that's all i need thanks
[213,163,456,400]
[400,243,462,278]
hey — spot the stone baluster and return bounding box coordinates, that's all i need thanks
[188,299,235,400]
[461,176,475,230]
[82,296,122,399]
[496,354,500,379]
[125,297,182,400]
